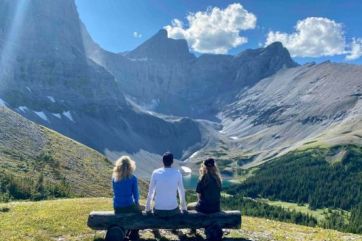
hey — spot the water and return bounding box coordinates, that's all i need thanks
[183,175,200,190]
[183,174,233,190]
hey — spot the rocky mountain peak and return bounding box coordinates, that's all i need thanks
[230,42,298,86]
[236,41,297,66]
[262,41,298,66]
[126,29,195,62]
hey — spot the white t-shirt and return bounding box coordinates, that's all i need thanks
[146,167,187,211]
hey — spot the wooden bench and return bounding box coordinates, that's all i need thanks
[88,210,241,240]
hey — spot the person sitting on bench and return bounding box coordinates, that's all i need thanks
[111,156,141,240]
[145,152,187,216]
[189,158,222,214]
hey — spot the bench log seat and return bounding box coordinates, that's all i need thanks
[88,210,241,230]
[88,210,241,240]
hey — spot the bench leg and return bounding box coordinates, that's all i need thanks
[205,224,223,241]
[105,226,125,241]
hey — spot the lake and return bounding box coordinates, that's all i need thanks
[183,174,233,190]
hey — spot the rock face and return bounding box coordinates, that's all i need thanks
[0,0,122,113]
[126,29,195,62]
[0,0,202,176]
[214,62,362,167]
[84,29,297,119]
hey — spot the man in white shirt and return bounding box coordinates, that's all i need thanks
[146,152,187,216]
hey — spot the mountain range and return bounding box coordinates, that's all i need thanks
[0,0,361,178]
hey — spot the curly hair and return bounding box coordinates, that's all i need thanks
[112,156,136,181]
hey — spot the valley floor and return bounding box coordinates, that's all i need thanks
[0,198,361,241]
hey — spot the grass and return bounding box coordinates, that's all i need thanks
[0,107,115,198]
[0,198,111,241]
[263,199,329,222]
[0,198,361,241]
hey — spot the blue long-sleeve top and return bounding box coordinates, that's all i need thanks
[112,175,139,208]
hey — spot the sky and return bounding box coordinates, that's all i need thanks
[75,0,362,64]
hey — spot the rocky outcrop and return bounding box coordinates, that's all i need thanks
[126,29,195,62]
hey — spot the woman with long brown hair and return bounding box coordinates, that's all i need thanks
[195,158,222,214]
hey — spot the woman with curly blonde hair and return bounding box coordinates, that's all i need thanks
[111,156,140,240]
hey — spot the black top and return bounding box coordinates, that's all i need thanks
[196,174,221,214]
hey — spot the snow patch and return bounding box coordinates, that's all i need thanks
[145,99,160,110]
[129,57,148,62]
[34,111,49,122]
[0,98,6,107]
[190,151,199,159]
[51,113,61,119]
[63,111,75,122]
[18,106,28,112]
[180,166,192,176]
[47,96,56,103]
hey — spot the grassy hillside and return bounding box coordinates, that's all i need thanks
[0,198,360,241]
[0,106,131,200]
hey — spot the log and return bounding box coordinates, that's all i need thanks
[88,210,241,230]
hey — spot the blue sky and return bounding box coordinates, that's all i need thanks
[75,0,362,64]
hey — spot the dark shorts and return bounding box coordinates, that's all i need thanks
[195,202,221,214]
[114,203,141,215]
[153,208,180,217]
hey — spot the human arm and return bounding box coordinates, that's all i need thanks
[196,177,204,201]
[177,172,187,211]
[111,178,116,197]
[145,172,156,212]
[132,176,140,205]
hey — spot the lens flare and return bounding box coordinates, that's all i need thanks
[0,0,30,84]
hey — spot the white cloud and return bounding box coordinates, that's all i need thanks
[346,38,362,60]
[133,32,142,38]
[266,17,346,57]
[165,3,257,54]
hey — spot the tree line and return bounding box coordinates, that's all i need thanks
[227,145,362,234]
[0,171,70,202]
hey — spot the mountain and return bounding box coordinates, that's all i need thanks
[0,0,203,176]
[85,29,297,119]
[126,29,195,62]
[205,62,362,168]
[1,0,361,181]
